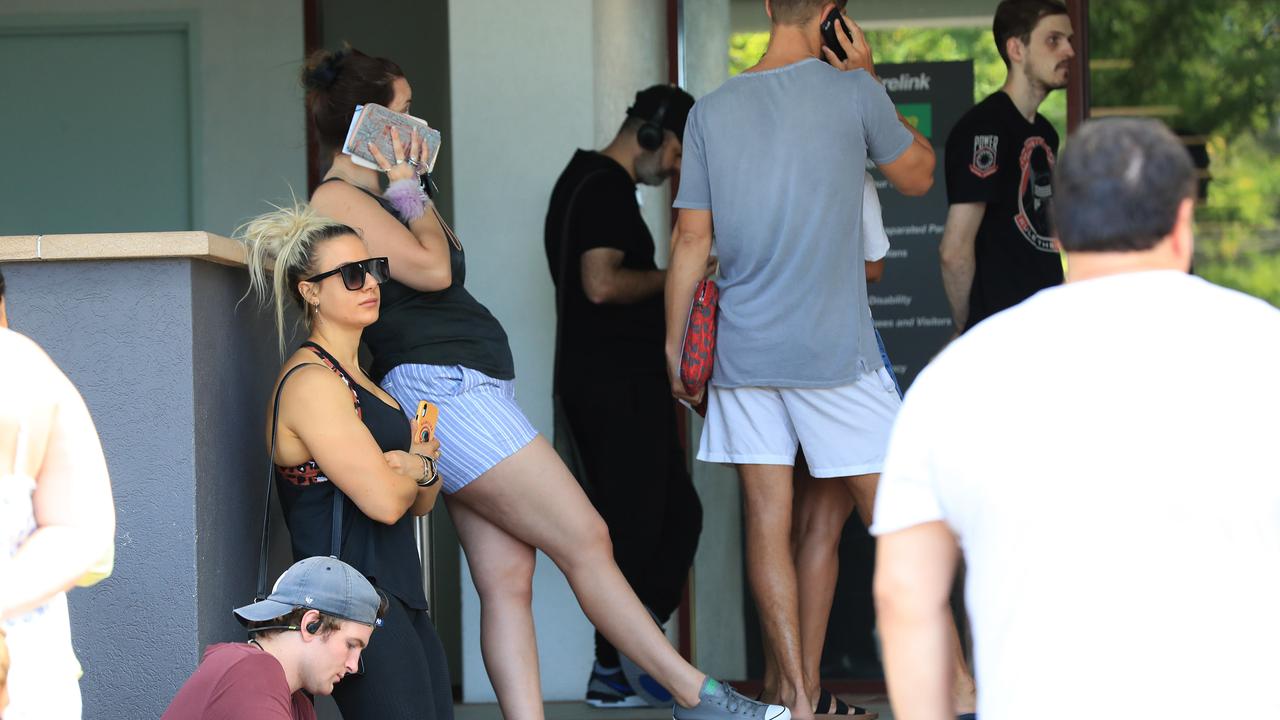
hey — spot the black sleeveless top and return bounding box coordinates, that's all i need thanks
[274,342,428,610]
[320,178,515,382]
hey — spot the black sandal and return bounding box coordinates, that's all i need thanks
[816,688,878,718]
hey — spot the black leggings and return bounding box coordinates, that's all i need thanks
[562,374,704,667]
[332,591,453,720]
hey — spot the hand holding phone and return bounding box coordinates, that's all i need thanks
[414,401,439,443]
[820,8,851,62]
[820,9,876,77]
[342,103,442,174]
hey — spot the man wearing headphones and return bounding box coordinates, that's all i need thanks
[544,84,705,708]
[162,557,386,719]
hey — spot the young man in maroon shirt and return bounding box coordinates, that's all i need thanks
[162,557,386,720]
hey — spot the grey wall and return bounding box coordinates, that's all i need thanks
[191,262,294,653]
[5,257,283,720]
[0,0,306,236]
[0,25,194,235]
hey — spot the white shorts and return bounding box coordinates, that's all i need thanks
[698,368,902,478]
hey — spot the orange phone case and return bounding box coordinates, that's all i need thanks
[414,401,439,443]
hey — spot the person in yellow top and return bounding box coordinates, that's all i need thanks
[0,266,117,719]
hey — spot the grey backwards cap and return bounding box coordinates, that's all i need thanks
[234,556,382,628]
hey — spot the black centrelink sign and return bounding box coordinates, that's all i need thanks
[867,60,974,391]
[881,72,932,92]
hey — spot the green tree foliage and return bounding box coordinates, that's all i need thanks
[1090,0,1279,305]
[1089,0,1278,139]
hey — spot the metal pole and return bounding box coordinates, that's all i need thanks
[415,514,436,618]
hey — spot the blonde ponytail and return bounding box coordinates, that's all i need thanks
[236,203,356,357]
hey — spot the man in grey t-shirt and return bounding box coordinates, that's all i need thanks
[665,1,934,717]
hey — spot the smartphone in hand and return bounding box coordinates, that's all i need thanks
[414,400,439,443]
[342,103,442,173]
[820,7,850,62]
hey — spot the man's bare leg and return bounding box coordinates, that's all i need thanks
[949,584,978,714]
[760,466,854,706]
[740,463,814,720]
[795,473,858,704]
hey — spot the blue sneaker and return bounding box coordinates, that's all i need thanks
[619,650,674,707]
[618,607,677,707]
[586,664,648,708]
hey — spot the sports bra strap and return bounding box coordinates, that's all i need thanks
[300,341,362,418]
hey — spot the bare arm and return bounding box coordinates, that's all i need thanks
[825,14,935,196]
[866,259,886,284]
[874,521,959,720]
[878,121,936,197]
[939,203,985,331]
[311,181,453,292]
[580,248,666,305]
[0,350,115,621]
[278,366,420,525]
[664,209,714,403]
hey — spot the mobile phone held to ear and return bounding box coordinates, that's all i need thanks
[820,7,850,62]
[414,400,439,443]
[341,103,442,173]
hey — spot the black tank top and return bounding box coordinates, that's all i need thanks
[320,178,516,382]
[274,342,428,610]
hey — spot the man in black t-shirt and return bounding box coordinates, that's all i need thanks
[543,84,704,709]
[941,0,1076,332]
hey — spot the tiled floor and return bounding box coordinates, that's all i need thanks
[454,694,894,719]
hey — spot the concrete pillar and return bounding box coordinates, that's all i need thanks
[593,0,670,254]
[676,0,749,684]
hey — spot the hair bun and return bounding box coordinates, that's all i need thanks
[303,49,349,92]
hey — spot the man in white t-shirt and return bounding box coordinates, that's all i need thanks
[871,118,1280,720]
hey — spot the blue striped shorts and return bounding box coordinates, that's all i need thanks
[381,364,539,494]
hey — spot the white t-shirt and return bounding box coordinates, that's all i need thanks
[862,172,890,263]
[872,271,1280,720]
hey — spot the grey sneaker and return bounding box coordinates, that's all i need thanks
[672,678,791,720]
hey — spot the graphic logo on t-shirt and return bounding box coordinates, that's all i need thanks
[970,135,999,178]
[1015,137,1057,252]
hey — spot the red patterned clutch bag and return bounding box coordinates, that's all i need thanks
[679,279,719,399]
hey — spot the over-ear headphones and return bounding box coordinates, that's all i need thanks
[636,95,671,152]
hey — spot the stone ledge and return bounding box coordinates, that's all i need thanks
[0,232,247,268]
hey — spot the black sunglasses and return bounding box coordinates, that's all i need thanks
[306,257,390,291]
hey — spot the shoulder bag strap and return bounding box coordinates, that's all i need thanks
[256,362,325,602]
[297,342,358,563]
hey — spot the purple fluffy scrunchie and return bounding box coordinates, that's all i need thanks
[383,179,429,223]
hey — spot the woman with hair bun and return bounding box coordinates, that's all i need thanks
[302,48,787,720]
[238,204,452,719]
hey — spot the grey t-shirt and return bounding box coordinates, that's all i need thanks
[674,59,912,388]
